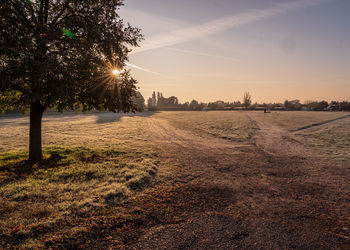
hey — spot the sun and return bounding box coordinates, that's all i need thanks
[112,69,120,76]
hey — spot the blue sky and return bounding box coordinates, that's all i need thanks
[119,0,350,103]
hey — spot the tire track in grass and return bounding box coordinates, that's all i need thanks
[292,114,350,132]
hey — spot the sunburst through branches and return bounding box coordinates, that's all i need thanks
[92,58,123,108]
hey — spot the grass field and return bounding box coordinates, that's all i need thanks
[0,111,349,247]
[302,120,350,161]
[0,146,167,248]
[251,111,350,161]
[0,112,175,247]
[253,111,348,130]
[0,112,154,152]
[153,111,350,161]
[155,111,259,141]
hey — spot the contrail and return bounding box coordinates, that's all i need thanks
[163,47,239,62]
[125,62,162,75]
[131,0,331,55]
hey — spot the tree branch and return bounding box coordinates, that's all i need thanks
[43,0,49,24]
[7,0,33,27]
[50,0,72,25]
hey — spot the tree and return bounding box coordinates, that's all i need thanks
[147,97,153,110]
[151,91,157,107]
[243,92,252,109]
[189,100,200,110]
[284,99,301,110]
[0,1,143,161]
[316,101,328,111]
[132,91,145,111]
[167,96,179,106]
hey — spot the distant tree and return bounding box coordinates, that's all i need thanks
[0,0,143,161]
[199,102,207,109]
[251,102,257,110]
[132,91,145,111]
[151,91,157,107]
[189,100,200,110]
[157,92,166,107]
[243,92,252,109]
[304,100,314,110]
[284,100,290,109]
[340,101,350,111]
[208,102,217,109]
[147,98,153,110]
[167,96,179,106]
[317,101,328,110]
[284,99,301,110]
[233,101,241,108]
[182,102,189,109]
[156,92,161,106]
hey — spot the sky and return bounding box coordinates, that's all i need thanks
[119,0,350,103]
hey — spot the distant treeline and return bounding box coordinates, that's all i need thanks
[145,91,350,111]
[4,91,349,114]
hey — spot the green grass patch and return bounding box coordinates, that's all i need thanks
[0,146,160,246]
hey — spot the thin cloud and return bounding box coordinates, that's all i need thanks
[131,0,331,55]
[162,47,239,62]
[125,62,162,75]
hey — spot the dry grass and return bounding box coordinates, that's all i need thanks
[251,111,350,162]
[0,146,163,248]
[0,112,153,152]
[155,111,259,141]
[253,111,348,130]
[301,120,350,162]
[0,112,176,248]
[0,111,349,247]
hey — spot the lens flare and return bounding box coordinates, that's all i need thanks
[62,28,74,38]
[112,69,120,75]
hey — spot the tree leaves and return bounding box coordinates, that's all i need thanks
[0,0,143,113]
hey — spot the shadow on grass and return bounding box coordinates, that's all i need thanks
[0,155,68,186]
[0,147,99,185]
[94,111,158,124]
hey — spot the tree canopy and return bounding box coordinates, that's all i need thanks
[0,0,143,113]
[0,0,143,161]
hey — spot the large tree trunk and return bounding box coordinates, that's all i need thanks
[29,100,45,162]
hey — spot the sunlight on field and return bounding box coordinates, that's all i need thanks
[253,111,349,131]
[0,112,152,152]
[0,112,175,247]
[0,146,162,247]
[155,111,258,142]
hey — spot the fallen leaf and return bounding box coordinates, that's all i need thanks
[11,224,23,233]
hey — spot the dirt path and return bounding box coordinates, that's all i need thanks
[132,116,350,249]
[246,113,316,158]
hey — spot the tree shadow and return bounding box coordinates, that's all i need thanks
[0,153,69,186]
[95,111,158,124]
